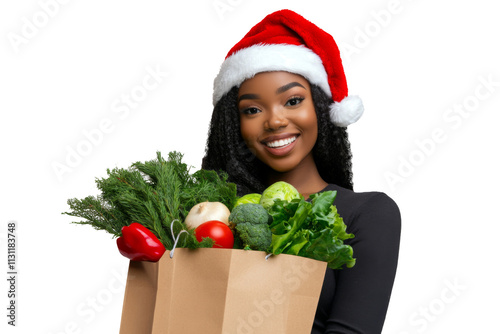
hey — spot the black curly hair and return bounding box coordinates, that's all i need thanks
[202,84,353,195]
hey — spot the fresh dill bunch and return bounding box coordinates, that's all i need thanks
[179,169,238,219]
[64,195,126,236]
[62,151,238,250]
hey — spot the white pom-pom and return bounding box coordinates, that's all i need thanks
[329,95,364,127]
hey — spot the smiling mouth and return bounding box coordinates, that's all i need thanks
[264,136,297,148]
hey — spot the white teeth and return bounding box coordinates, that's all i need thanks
[266,136,297,148]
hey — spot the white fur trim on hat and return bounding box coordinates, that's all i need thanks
[213,43,330,105]
[329,95,364,127]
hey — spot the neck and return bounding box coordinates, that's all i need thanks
[266,154,327,199]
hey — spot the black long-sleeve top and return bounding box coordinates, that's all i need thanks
[311,184,401,334]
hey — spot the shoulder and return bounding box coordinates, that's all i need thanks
[321,184,401,235]
[321,184,399,215]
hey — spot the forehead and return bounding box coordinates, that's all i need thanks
[238,71,310,94]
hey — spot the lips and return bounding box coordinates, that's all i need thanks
[265,136,297,148]
[261,134,299,156]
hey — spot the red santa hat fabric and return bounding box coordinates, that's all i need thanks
[213,9,363,127]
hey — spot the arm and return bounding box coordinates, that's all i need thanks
[323,192,401,333]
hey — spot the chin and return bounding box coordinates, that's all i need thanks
[264,159,299,174]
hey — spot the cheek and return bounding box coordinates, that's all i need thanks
[239,119,265,159]
[239,119,260,146]
[297,111,318,141]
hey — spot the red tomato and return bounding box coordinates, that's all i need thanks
[195,220,234,249]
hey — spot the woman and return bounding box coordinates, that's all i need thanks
[203,9,401,333]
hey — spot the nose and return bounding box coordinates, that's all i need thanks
[264,109,288,131]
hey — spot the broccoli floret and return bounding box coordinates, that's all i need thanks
[229,203,273,251]
[234,222,272,251]
[229,203,272,225]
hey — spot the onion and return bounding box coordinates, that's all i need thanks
[185,202,230,229]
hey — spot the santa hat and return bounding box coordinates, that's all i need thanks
[213,9,363,127]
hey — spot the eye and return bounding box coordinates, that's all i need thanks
[240,107,261,115]
[285,97,305,107]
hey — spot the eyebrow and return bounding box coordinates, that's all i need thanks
[238,82,306,102]
[276,82,306,94]
[238,93,260,102]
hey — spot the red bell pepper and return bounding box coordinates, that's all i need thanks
[116,222,166,262]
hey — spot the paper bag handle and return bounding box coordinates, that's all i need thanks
[169,219,188,259]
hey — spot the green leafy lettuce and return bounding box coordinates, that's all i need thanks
[267,190,355,269]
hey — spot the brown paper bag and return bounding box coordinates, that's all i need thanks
[119,248,326,334]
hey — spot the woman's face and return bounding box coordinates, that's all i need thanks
[237,71,318,174]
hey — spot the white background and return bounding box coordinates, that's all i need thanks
[1,0,499,333]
